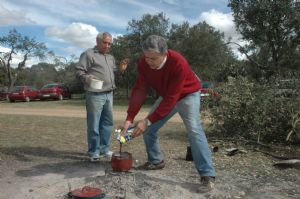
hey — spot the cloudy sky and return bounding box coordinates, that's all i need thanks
[0,0,242,66]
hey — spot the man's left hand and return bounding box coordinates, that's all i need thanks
[119,58,129,72]
[131,119,148,138]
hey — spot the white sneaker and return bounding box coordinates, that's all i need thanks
[100,150,113,158]
[106,150,113,157]
[89,156,100,162]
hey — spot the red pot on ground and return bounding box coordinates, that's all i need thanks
[111,152,133,172]
[68,186,105,199]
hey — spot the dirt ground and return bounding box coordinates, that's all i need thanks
[0,103,299,199]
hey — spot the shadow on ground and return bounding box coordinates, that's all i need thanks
[0,146,111,179]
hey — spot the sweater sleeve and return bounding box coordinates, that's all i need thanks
[75,51,91,84]
[147,61,186,123]
[126,69,150,122]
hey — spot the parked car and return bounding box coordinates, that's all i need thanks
[200,81,220,98]
[8,85,40,102]
[0,91,9,101]
[0,87,9,101]
[38,83,71,100]
[276,79,299,98]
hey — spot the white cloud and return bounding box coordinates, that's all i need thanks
[200,9,238,40]
[1,0,133,28]
[0,46,10,53]
[63,46,81,57]
[1,0,242,60]
[161,0,179,5]
[199,9,246,59]
[45,22,126,55]
[45,22,98,49]
[0,46,19,67]
[0,3,34,25]
[0,45,40,68]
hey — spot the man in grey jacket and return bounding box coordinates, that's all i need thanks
[76,32,128,162]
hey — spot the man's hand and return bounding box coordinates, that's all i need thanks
[85,74,96,86]
[119,58,129,73]
[131,119,148,138]
[122,120,133,134]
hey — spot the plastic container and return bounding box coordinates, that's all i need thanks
[90,78,103,90]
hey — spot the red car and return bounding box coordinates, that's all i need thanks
[8,85,40,102]
[200,81,220,98]
[39,83,71,100]
[0,92,8,101]
[0,87,9,101]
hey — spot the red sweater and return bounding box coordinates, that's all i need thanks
[126,50,201,123]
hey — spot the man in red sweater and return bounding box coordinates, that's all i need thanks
[122,35,216,193]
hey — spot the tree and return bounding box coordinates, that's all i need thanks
[111,35,135,98]
[168,22,190,52]
[29,62,59,88]
[228,0,300,78]
[168,21,235,80]
[127,12,169,40]
[0,29,48,90]
[111,12,170,98]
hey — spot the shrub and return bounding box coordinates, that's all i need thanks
[208,76,300,143]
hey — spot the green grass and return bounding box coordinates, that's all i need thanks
[0,101,216,174]
[0,109,187,166]
[0,98,152,113]
[0,114,87,149]
[0,100,209,158]
[1,99,85,109]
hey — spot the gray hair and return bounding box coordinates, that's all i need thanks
[142,35,168,54]
[96,32,112,40]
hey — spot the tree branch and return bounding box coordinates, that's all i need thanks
[225,41,264,69]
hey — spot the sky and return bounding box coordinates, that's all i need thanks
[0,0,243,67]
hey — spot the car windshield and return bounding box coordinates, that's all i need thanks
[12,86,25,92]
[42,84,58,89]
[278,80,296,89]
[202,81,214,88]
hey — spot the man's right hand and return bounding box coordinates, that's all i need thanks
[85,75,96,86]
[122,120,132,134]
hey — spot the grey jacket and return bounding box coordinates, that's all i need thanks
[76,47,117,92]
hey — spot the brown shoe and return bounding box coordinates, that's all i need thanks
[197,176,215,193]
[137,161,165,170]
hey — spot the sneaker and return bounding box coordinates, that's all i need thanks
[105,150,113,158]
[100,150,113,158]
[137,161,165,170]
[197,176,215,193]
[89,156,100,162]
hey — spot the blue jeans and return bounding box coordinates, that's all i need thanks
[85,91,113,158]
[143,91,216,177]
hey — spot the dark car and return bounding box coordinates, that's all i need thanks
[0,91,9,101]
[39,83,71,100]
[0,87,9,101]
[276,79,300,98]
[8,85,40,102]
[200,81,220,98]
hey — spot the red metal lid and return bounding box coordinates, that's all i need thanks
[70,186,102,198]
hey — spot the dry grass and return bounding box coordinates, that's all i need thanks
[0,114,86,149]
[0,101,299,199]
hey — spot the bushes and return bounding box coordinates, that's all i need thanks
[208,76,300,143]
